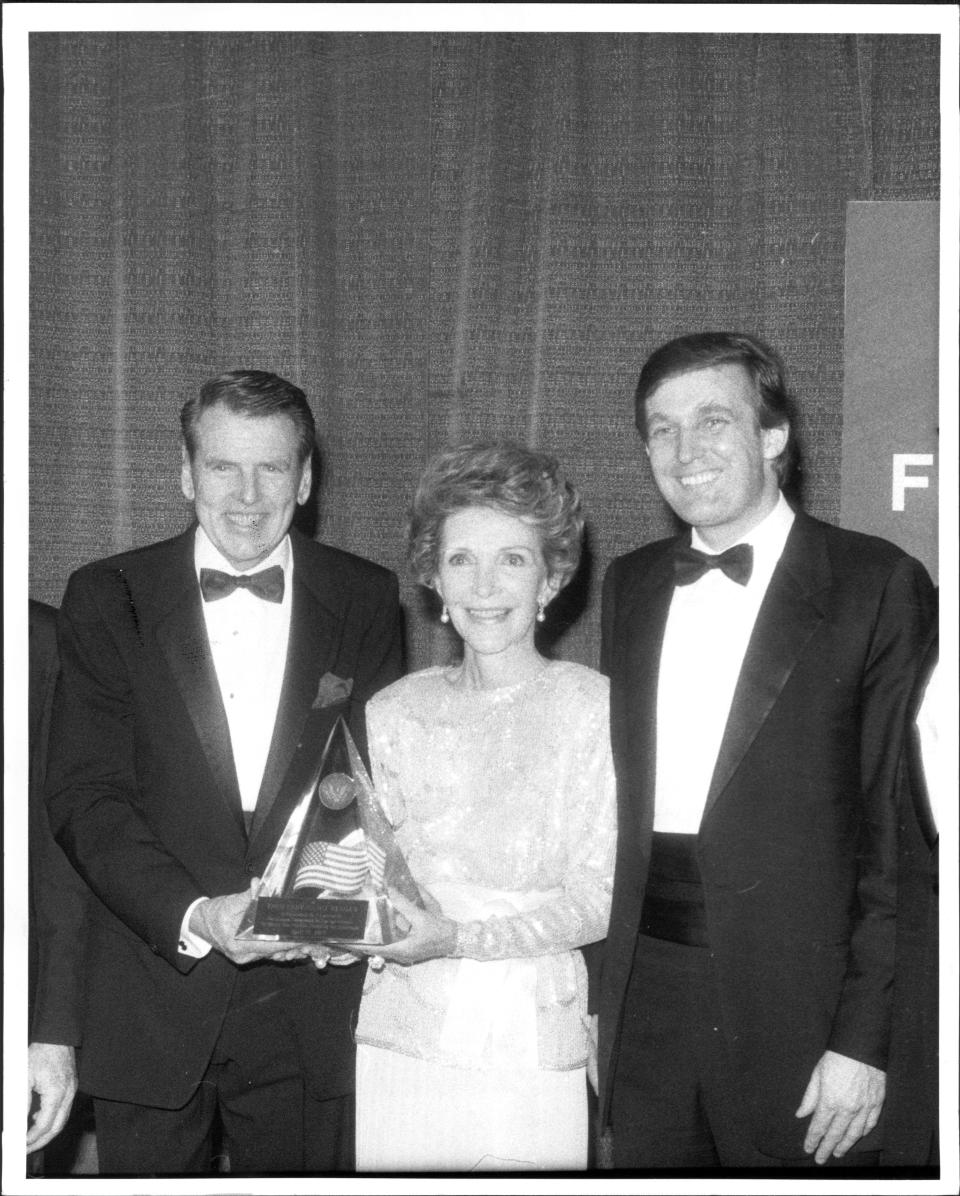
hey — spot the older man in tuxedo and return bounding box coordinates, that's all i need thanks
[46,370,402,1174]
[594,333,935,1169]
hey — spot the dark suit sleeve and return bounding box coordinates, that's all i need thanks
[353,570,403,701]
[46,571,205,970]
[598,558,618,681]
[826,554,936,1067]
[881,630,939,1164]
[345,568,404,756]
[29,601,88,1045]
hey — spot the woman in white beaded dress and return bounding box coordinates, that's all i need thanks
[350,441,616,1172]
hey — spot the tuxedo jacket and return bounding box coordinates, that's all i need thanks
[45,527,403,1109]
[594,509,935,1158]
[29,599,88,1046]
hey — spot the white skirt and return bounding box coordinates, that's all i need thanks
[355,1044,587,1173]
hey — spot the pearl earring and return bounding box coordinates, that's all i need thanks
[440,604,450,624]
[536,601,546,624]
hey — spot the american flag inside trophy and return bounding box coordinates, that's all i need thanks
[294,834,387,895]
[237,716,423,944]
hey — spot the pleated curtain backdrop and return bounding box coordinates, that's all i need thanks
[29,32,940,670]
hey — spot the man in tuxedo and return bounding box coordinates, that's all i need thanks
[28,600,86,1163]
[46,370,403,1174]
[594,333,935,1169]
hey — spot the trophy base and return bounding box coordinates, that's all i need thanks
[252,896,369,942]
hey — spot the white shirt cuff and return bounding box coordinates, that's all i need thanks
[178,897,212,957]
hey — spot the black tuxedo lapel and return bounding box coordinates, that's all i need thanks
[248,537,342,844]
[702,514,830,822]
[150,554,247,841]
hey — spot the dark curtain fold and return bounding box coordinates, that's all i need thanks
[30,32,940,669]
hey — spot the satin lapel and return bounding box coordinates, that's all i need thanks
[702,516,830,822]
[616,546,676,842]
[153,573,247,840]
[248,552,340,845]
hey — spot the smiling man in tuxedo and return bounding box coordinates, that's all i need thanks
[46,370,402,1174]
[594,333,935,1169]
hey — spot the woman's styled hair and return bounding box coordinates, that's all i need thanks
[408,441,584,589]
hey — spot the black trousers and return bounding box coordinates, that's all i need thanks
[610,933,878,1171]
[94,965,354,1175]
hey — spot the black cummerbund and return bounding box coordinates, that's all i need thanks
[639,832,709,947]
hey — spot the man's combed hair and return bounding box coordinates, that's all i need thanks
[634,332,799,488]
[180,370,316,465]
[408,440,584,589]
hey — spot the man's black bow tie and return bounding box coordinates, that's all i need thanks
[673,543,753,587]
[199,565,285,604]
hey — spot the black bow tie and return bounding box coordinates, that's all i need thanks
[199,565,285,604]
[673,543,753,587]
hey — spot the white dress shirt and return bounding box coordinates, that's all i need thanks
[179,527,294,955]
[915,659,943,836]
[653,493,795,833]
[195,528,293,812]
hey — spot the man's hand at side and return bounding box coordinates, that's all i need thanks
[189,882,320,966]
[795,1049,885,1164]
[27,1042,77,1152]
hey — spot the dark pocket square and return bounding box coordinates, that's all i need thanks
[312,673,354,709]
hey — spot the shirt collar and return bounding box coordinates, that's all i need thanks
[193,525,292,579]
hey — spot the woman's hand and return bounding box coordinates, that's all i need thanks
[352,892,457,966]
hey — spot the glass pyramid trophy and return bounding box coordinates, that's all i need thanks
[237,716,423,945]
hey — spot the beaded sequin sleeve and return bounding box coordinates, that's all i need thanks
[366,661,616,960]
